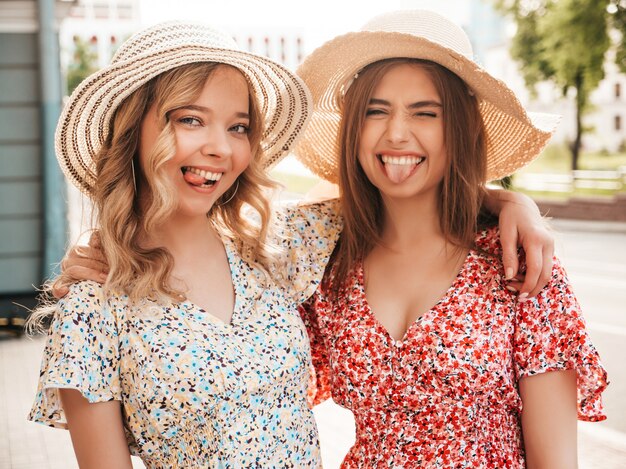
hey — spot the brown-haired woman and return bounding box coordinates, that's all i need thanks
[297,10,608,468]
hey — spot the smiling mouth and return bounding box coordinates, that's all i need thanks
[378,155,426,184]
[181,166,223,188]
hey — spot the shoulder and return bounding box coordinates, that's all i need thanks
[474,225,503,257]
[60,280,106,308]
[56,280,125,323]
[275,197,343,240]
[282,198,342,223]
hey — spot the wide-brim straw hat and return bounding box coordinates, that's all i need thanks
[57,21,311,196]
[294,9,560,183]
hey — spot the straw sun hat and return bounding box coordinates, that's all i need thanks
[56,21,311,196]
[294,9,560,183]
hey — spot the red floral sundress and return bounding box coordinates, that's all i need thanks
[300,227,607,468]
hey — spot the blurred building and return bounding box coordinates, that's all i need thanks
[476,3,626,154]
[60,0,140,70]
[0,0,74,325]
[57,0,141,244]
[230,27,305,71]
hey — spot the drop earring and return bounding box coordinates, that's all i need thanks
[131,159,137,195]
[219,180,239,206]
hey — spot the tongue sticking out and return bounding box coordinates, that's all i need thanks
[384,162,417,184]
[183,171,208,187]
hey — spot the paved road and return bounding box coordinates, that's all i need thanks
[552,220,626,438]
[1,219,625,468]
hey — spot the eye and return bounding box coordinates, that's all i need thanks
[230,124,249,134]
[178,116,203,126]
[365,108,387,117]
[414,111,438,118]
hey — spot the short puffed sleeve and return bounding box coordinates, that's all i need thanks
[271,198,343,304]
[513,258,608,421]
[28,280,122,429]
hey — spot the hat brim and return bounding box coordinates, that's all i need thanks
[294,31,560,183]
[57,46,311,195]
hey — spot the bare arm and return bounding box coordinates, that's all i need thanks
[519,370,578,469]
[59,389,132,469]
[484,188,554,298]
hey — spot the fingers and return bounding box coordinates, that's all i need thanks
[517,244,552,300]
[76,244,107,264]
[61,242,109,275]
[51,279,70,299]
[498,222,519,280]
[53,267,108,300]
[518,226,555,299]
[55,242,109,299]
[88,231,102,249]
[64,265,108,283]
[527,247,554,298]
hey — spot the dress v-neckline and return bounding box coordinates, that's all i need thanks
[356,249,474,344]
[180,235,260,327]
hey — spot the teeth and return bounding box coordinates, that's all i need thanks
[183,167,222,181]
[380,155,425,165]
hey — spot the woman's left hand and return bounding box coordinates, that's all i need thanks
[488,189,554,299]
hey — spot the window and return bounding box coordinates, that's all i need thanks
[616,83,622,99]
[616,115,622,131]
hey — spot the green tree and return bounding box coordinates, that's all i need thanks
[66,37,98,95]
[494,0,626,170]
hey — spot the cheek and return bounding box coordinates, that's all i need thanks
[234,143,253,174]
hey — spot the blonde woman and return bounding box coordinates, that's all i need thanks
[28,22,341,468]
[297,10,607,467]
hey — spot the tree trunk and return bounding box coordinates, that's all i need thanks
[571,72,584,171]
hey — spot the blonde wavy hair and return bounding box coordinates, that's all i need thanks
[27,62,277,332]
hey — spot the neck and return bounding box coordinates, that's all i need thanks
[379,190,444,251]
[143,212,221,260]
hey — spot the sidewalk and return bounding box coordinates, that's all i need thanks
[2,333,625,468]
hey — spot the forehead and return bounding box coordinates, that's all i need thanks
[204,64,249,91]
[372,63,439,99]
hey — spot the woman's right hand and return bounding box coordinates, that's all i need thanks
[53,232,109,298]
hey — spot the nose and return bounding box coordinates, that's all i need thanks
[200,126,233,159]
[385,113,410,145]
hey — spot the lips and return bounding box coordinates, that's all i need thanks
[181,166,223,187]
[378,154,425,184]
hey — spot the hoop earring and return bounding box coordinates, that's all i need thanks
[219,179,239,206]
[131,159,137,195]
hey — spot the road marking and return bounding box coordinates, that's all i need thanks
[587,321,626,337]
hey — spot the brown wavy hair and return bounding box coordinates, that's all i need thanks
[330,58,488,292]
[27,63,277,332]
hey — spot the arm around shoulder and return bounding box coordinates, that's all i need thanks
[485,187,554,297]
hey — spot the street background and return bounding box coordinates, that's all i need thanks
[2,0,626,467]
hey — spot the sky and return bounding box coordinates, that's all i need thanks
[137,0,471,57]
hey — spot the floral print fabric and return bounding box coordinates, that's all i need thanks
[29,199,342,468]
[301,226,607,468]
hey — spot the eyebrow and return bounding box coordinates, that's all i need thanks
[175,104,250,119]
[368,98,442,108]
